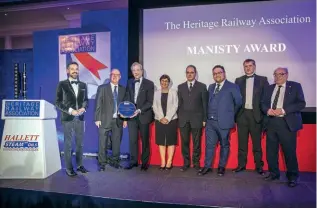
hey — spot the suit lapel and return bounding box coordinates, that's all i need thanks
[67,79,76,97]
[252,75,259,102]
[118,85,125,103]
[241,76,247,102]
[107,84,113,105]
[283,81,291,107]
[136,79,145,103]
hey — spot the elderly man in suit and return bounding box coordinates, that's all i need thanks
[261,67,306,187]
[233,59,269,175]
[198,65,242,176]
[94,69,127,171]
[124,62,154,171]
[177,65,208,172]
[55,61,89,177]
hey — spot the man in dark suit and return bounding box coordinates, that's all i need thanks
[233,59,269,175]
[178,65,208,171]
[198,65,242,176]
[261,67,306,187]
[55,62,89,177]
[95,69,127,171]
[124,62,154,171]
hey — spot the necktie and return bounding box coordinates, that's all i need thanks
[71,81,78,84]
[134,79,140,83]
[272,85,282,110]
[189,82,193,91]
[113,86,118,114]
[214,84,220,94]
[246,75,254,79]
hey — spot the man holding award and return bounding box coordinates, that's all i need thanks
[55,62,89,177]
[94,69,127,171]
[122,62,154,171]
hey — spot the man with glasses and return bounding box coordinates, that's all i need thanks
[178,65,208,172]
[261,67,306,187]
[95,69,127,171]
[233,59,269,175]
[198,65,242,176]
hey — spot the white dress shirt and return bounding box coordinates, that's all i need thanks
[187,80,196,90]
[68,78,79,114]
[110,82,118,118]
[245,75,254,109]
[271,82,286,116]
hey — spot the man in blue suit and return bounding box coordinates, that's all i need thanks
[261,67,306,187]
[198,65,242,176]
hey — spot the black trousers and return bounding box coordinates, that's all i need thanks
[236,109,263,168]
[128,118,150,165]
[180,122,202,167]
[62,118,84,172]
[98,118,122,166]
[266,117,298,180]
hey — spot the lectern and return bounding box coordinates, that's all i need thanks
[0,100,61,179]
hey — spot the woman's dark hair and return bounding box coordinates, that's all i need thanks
[159,74,171,83]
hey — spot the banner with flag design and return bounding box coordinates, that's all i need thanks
[58,32,111,99]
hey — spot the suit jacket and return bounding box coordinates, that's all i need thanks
[125,78,154,124]
[208,80,242,129]
[177,81,208,128]
[55,79,88,122]
[261,81,306,132]
[94,83,126,129]
[235,74,269,123]
[152,89,178,122]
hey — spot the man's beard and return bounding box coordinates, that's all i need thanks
[70,73,78,79]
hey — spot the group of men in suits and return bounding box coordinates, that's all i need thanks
[55,59,305,188]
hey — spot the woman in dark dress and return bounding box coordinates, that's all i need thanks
[152,75,178,170]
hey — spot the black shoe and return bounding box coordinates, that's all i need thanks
[77,166,88,173]
[198,167,211,176]
[159,166,165,170]
[264,173,280,181]
[125,163,138,170]
[217,167,225,176]
[165,165,173,170]
[194,165,201,171]
[141,164,149,171]
[99,165,106,172]
[288,180,297,187]
[180,166,189,172]
[256,167,265,175]
[232,166,246,173]
[66,169,77,177]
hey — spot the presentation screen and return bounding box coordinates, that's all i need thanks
[143,0,316,108]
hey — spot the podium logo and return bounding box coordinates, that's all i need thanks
[2,134,39,151]
[4,101,40,117]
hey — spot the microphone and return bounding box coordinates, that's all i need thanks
[39,86,42,99]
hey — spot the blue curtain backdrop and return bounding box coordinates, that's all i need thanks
[32,9,129,154]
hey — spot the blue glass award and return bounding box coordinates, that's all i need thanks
[118,101,136,118]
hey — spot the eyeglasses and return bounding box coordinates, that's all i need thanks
[213,72,223,76]
[186,72,195,74]
[273,73,287,77]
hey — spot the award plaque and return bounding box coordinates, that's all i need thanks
[118,101,136,118]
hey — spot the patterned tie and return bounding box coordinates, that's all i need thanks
[113,86,118,114]
[189,82,193,91]
[214,84,220,94]
[272,85,282,110]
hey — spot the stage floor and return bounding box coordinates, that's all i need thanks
[0,157,316,207]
